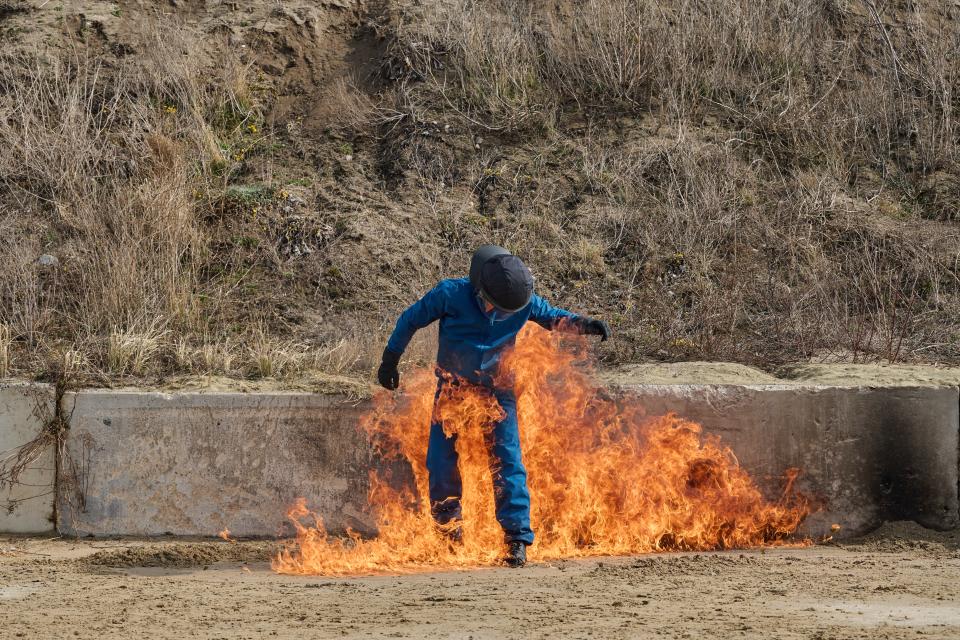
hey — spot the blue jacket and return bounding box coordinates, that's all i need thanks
[387,278,579,385]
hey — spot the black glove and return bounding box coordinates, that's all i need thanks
[377,348,402,390]
[579,317,611,342]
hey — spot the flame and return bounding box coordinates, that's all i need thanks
[273,325,810,576]
[823,523,842,543]
[219,528,235,543]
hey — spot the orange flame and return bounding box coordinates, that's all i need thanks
[218,528,235,543]
[273,326,810,576]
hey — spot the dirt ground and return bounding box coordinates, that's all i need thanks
[601,362,960,387]
[0,522,956,639]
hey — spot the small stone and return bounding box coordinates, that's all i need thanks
[37,254,59,267]
[475,136,483,145]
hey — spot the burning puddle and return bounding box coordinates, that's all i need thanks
[270,326,812,577]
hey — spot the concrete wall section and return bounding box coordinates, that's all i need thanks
[58,384,959,540]
[611,384,960,539]
[58,391,384,537]
[0,382,56,533]
[874,388,960,529]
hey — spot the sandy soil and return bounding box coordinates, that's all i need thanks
[601,362,960,387]
[97,362,960,398]
[778,364,960,387]
[0,523,957,639]
[151,373,372,399]
[600,362,782,385]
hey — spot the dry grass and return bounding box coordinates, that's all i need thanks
[380,0,959,364]
[177,335,239,377]
[245,325,306,379]
[0,324,11,378]
[325,77,382,131]
[0,2,958,385]
[0,22,321,382]
[0,45,206,368]
[406,0,959,169]
[106,319,170,377]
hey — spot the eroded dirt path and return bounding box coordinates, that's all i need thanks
[0,523,958,639]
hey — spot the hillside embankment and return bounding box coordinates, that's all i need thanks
[1,0,959,390]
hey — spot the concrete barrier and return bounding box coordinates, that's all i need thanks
[611,384,960,539]
[58,384,960,540]
[58,391,391,537]
[0,382,56,533]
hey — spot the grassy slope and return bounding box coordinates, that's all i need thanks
[0,0,958,388]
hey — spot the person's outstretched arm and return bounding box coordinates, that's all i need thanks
[528,295,611,341]
[377,281,450,389]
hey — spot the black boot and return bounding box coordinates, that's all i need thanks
[437,522,463,549]
[504,541,527,568]
[445,525,463,546]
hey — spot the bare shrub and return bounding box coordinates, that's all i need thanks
[396,2,549,130]
[817,221,940,362]
[539,1,657,106]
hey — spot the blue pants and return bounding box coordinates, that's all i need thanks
[426,381,534,545]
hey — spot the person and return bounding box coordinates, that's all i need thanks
[376,245,610,567]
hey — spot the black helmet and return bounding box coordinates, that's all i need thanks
[469,244,534,312]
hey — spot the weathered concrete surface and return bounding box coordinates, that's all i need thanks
[59,384,959,540]
[58,391,391,537]
[611,384,960,539]
[0,383,56,533]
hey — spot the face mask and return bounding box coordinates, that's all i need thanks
[477,293,515,322]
